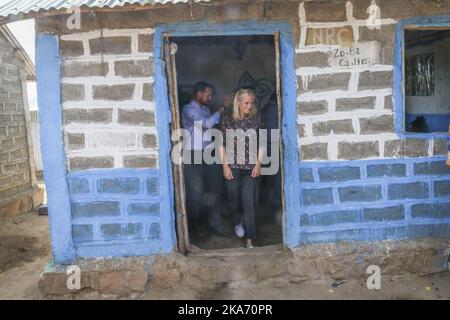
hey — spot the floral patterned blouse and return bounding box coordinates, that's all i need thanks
[220,111,264,170]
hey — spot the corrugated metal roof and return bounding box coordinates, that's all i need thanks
[0,0,204,19]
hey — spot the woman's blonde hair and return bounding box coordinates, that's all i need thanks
[232,88,257,121]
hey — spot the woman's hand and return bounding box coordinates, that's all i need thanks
[252,163,261,178]
[223,164,234,180]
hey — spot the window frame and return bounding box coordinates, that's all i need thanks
[394,16,450,138]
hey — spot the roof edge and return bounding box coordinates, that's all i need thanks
[0,0,205,24]
[0,24,35,80]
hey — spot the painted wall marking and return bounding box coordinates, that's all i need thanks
[328,41,381,68]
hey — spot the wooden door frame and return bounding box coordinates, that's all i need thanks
[163,34,190,254]
[154,20,301,252]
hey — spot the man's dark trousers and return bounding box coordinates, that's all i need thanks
[184,150,223,233]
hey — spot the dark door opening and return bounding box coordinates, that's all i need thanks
[165,34,283,252]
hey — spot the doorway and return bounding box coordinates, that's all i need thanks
[164,33,284,252]
[154,21,301,253]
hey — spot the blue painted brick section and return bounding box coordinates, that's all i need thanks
[385,225,450,240]
[97,178,140,194]
[414,161,450,176]
[300,224,450,244]
[72,201,120,219]
[148,223,161,240]
[381,226,409,240]
[318,166,360,182]
[300,168,314,182]
[128,203,160,216]
[338,185,382,203]
[366,164,406,178]
[147,177,159,194]
[302,188,334,206]
[300,229,361,244]
[100,223,144,241]
[300,214,310,225]
[72,224,93,243]
[68,178,90,194]
[406,224,450,239]
[312,210,359,226]
[362,205,405,222]
[388,182,429,200]
[434,181,450,197]
[411,202,450,219]
[373,225,450,241]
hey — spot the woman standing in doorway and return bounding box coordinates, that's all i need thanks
[220,88,265,249]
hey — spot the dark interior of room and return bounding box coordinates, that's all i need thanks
[171,35,282,250]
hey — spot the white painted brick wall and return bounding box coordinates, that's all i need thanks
[60,28,158,170]
[295,1,419,161]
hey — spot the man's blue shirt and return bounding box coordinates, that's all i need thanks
[181,100,221,150]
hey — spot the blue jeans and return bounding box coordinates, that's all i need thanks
[226,168,260,242]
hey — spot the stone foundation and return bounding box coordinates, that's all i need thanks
[38,238,450,298]
[38,256,151,298]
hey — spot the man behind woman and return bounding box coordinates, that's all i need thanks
[181,82,229,238]
[182,83,268,249]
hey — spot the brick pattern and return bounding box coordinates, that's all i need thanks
[0,32,32,198]
[69,170,161,244]
[36,3,450,252]
[295,1,446,161]
[299,157,450,241]
[60,29,158,171]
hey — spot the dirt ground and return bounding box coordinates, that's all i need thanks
[144,272,450,300]
[0,208,449,300]
[0,209,51,299]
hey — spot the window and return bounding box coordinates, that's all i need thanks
[403,29,450,134]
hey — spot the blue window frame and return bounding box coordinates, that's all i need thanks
[394,16,450,139]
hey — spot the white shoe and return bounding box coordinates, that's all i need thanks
[235,224,245,238]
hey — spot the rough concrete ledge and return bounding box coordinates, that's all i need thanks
[0,186,44,222]
[38,256,152,299]
[38,238,450,299]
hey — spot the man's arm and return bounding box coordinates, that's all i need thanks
[182,106,221,129]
